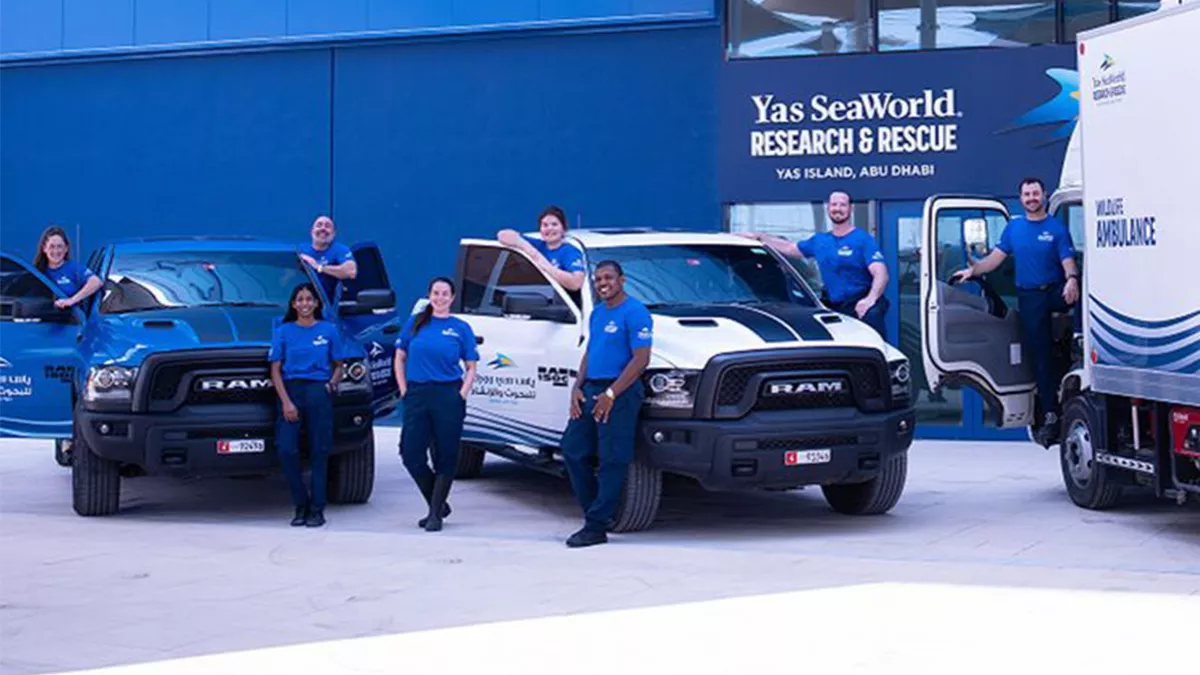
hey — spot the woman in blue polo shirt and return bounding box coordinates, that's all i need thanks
[497,205,586,292]
[269,283,347,529]
[394,277,479,532]
[33,226,102,310]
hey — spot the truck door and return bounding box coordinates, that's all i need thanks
[920,197,1036,428]
[340,242,401,417]
[0,253,85,438]
[454,240,583,449]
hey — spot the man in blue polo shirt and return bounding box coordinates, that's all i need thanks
[953,177,1080,446]
[299,215,357,307]
[560,260,652,548]
[741,190,890,339]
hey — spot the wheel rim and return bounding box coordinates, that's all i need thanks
[1063,419,1094,488]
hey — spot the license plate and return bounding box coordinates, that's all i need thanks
[217,439,265,455]
[785,449,831,466]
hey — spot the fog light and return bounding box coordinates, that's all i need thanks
[652,431,665,443]
[898,419,910,433]
[99,423,111,435]
[353,415,365,426]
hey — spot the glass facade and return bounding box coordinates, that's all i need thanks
[728,0,1166,58]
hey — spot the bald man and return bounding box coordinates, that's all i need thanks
[741,191,890,339]
[299,215,357,306]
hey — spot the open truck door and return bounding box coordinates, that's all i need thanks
[920,197,1036,428]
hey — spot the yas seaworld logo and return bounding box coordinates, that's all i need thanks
[1000,68,1080,147]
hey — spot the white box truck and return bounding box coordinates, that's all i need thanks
[919,1,1200,509]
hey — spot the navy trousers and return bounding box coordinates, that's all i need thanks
[276,379,333,511]
[828,293,889,341]
[400,381,466,482]
[1017,282,1073,418]
[561,380,644,533]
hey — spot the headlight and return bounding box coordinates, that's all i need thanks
[84,366,138,405]
[337,359,371,395]
[889,360,911,400]
[643,369,700,410]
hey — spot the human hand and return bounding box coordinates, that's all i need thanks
[282,401,300,422]
[569,388,585,419]
[855,297,876,319]
[592,392,614,423]
[300,254,320,270]
[54,298,73,310]
[950,268,973,284]
[1063,278,1080,305]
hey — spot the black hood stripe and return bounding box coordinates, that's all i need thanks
[653,305,797,343]
[652,303,834,342]
[752,303,835,341]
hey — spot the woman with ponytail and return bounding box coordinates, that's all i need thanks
[393,277,479,531]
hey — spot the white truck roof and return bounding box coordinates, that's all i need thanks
[566,229,760,250]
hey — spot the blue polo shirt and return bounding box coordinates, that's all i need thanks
[996,215,1075,289]
[797,228,884,304]
[587,296,653,380]
[44,260,95,298]
[521,235,585,274]
[299,241,355,305]
[396,315,480,383]
[269,321,348,382]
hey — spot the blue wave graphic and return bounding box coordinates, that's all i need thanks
[1089,295,1200,373]
[998,68,1079,146]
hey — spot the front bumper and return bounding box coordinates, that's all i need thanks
[639,406,914,491]
[76,398,373,477]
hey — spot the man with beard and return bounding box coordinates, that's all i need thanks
[299,215,357,306]
[741,190,890,338]
[953,177,1079,445]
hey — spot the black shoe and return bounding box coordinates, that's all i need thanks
[306,510,326,528]
[566,528,608,548]
[423,475,453,532]
[1035,412,1061,448]
[415,474,452,528]
[290,506,308,527]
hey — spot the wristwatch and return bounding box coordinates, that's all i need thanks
[604,387,616,400]
[317,263,325,274]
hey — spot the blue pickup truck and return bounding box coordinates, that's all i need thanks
[0,237,401,515]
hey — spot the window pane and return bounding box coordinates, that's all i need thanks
[726,201,873,298]
[491,252,555,314]
[1118,1,1160,19]
[460,247,502,315]
[878,1,1056,51]
[728,0,874,59]
[1064,1,1112,41]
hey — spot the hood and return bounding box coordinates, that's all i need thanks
[90,306,285,366]
[648,302,904,370]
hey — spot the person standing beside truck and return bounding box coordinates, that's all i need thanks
[33,226,102,310]
[740,191,890,339]
[299,215,357,306]
[394,277,479,532]
[269,283,348,528]
[497,205,586,292]
[561,261,653,548]
[952,177,1080,446]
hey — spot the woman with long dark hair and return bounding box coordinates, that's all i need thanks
[269,283,348,528]
[33,226,102,310]
[393,277,479,531]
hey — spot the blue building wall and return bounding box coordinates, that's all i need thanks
[0,0,714,59]
[0,24,721,309]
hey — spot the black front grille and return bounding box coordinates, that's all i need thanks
[716,360,884,408]
[757,435,858,451]
[753,387,854,411]
[188,386,275,406]
[144,353,270,408]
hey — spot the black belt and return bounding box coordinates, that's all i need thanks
[1017,283,1061,292]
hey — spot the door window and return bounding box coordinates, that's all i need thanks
[459,246,504,315]
[344,244,391,300]
[0,256,73,324]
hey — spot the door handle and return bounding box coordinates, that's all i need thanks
[383,325,399,335]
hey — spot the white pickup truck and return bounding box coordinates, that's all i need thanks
[447,229,916,531]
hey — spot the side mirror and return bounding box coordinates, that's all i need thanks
[502,292,575,323]
[340,289,395,316]
[963,217,990,252]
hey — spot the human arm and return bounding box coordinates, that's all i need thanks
[856,262,890,319]
[458,321,480,400]
[1059,226,1080,304]
[55,274,103,310]
[952,248,1007,283]
[737,231,806,260]
[461,361,477,400]
[592,347,651,423]
[270,361,299,422]
[570,353,588,419]
[393,348,408,399]
[321,247,357,280]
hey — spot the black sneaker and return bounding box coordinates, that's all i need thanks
[566,528,608,548]
[290,507,308,527]
[306,510,326,528]
[418,503,452,528]
[1035,412,1061,447]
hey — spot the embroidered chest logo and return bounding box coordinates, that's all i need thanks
[604,321,619,334]
[837,246,854,257]
[442,328,460,338]
[312,335,329,347]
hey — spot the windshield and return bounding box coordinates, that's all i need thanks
[100,250,310,314]
[591,244,817,308]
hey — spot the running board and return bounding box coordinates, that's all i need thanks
[486,444,567,478]
[1095,452,1156,475]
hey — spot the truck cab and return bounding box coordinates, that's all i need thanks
[449,229,915,531]
[0,236,401,515]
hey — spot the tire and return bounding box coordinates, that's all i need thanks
[55,439,73,468]
[822,452,908,515]
[609,460,662,533]
[328,434,375,504]
[72,433,120,516]
[1060,396,1122,510]
[455,443,486,479]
